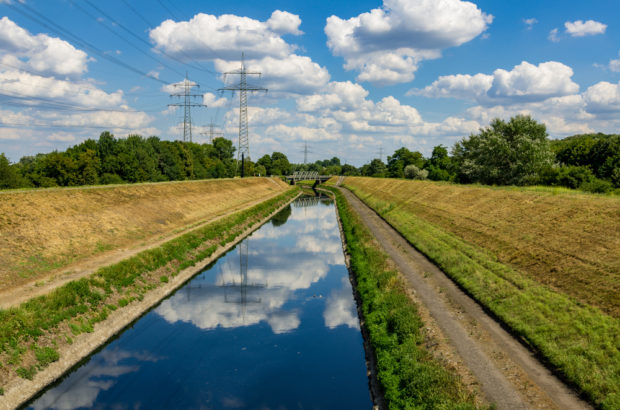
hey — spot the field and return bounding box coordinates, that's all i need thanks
[0,177,290,294]
[342,177,620,409]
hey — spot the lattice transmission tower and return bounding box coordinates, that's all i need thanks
[218,53,267,175]
[201,121,224,143]
[168,73,206,142]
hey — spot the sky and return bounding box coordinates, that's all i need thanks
[0,0,618,165]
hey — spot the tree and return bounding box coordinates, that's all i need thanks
[341,164,359,176]
[270,152,291,175]
[0,153,21,189]
[387,147,425,178]
[452,115,554,185]
[361,159,387,177]
[424,145,456,181]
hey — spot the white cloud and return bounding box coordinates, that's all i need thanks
[267,10,303,36]
[215,54,329,94]
[609,52,620,73]
[564,20,607,37]
[410,61,579,104]
[523,18,537,30]
[0,17,88,77]
[0,69,125,108]
[549,28,560,42]
[324,278,359,330]
[583,81,620,114]
[325,0,492,84]
[203,92,227,107]
[150,12,329,95]
[296,81,369,112]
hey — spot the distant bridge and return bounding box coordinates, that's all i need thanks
[285,171,332,187]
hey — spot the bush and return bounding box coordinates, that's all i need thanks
[580,178,614,194]
[404,165,428,180]
[556,166,594,189]
[100,173,125,185]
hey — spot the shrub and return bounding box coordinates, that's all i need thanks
[404,165,428,180]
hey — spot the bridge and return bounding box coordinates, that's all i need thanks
[285,171,332,186]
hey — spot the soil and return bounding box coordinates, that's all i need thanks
[344,177,620,317]
[338,186,591,410]
[0,177,290,309]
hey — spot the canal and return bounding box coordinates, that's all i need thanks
[28,196,372,409]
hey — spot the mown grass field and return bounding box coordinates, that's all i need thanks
[324,186,483,409]
[0,177,290,289]
[0,188,298,394]
[342,177,620,409]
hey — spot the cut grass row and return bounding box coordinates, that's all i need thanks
[343,180,620,409]
[324,186,481,409]
[0,187,298,392]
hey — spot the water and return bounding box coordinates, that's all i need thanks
[28,196,372,409]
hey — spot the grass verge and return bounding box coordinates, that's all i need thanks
[0,187,298,391]
[324,186,481,409]
[344,181,620,409]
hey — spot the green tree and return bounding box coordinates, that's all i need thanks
[270,152,291,175]
[453,115,554,185]
[424,145,456,181]
[341,164,359,176]
[361,158,387,177]
[0,153,21,189]
[387,147,425,178]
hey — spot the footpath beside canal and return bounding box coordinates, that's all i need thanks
[1,187,299,409]
[334,184,590,410]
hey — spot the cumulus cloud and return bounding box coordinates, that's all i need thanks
[325,0,492,84]
[583,81,620,114]
[410,61,579,104]
[564,20,607,37]
[267,10,303,35]
[203,92,227,108]
[150,12,328,94]
[0,17,88,77]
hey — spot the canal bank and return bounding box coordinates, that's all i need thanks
[25,194,372,409]
[2,189,299,409]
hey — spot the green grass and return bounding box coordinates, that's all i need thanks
[0,187,298,383]
[324,186,481,410]
[345,183,620,410]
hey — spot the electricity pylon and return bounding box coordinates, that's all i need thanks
[168,73,206,142]
[202,121,224,143]
[218,53,267,175]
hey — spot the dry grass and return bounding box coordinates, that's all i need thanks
[344,177,620,317]
[0,177,290,290]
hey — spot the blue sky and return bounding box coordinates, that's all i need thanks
[0,0,618,165]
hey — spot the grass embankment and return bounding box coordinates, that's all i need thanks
[325,186,481,409]
[343,177,620,409]
[0,188,298,393]
[0,177,290,289]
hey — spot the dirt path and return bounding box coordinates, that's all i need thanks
[338,186,590,410]
[0,190,287,309]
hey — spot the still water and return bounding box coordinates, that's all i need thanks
[29,196,372,409]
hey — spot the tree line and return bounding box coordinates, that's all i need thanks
[1,115,618,193]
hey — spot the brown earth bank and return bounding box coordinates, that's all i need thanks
[343,177,620,317]
[0,177,290,305]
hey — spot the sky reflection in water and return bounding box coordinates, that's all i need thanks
[29,196,371,410]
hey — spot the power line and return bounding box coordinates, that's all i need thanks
[168,73,206,142]
[6,2,172,85]
[218,53,267,167]
[201,121,224,143]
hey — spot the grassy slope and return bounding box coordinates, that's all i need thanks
[0,177,290,287]
[0,188,298,392]
[325,186,481,409]
[343,177,619,409]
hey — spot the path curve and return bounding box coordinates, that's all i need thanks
[338,186,590,410]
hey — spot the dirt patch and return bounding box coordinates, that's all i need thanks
[338,186,590,410]
[344,177,620,317]
[0,178,290,307]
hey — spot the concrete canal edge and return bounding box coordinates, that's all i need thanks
[3,191,302,410]
[318,187,386,410]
